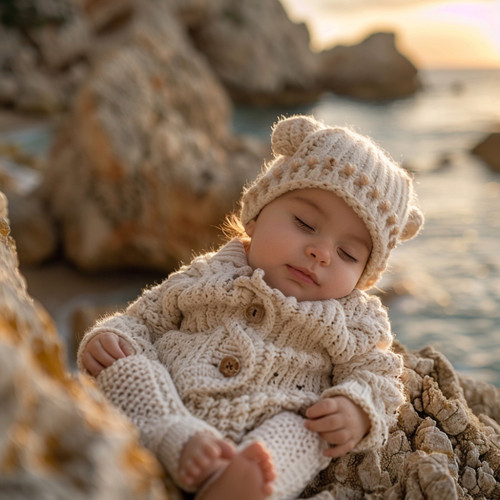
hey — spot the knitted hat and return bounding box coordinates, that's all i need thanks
[240,115,424,290]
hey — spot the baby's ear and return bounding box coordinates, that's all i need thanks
[400,206,424,241]
[244,219,256,237]
[271,115,324,157]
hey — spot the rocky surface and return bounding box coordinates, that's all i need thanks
[0,191,170,500]
[304,342,500,499]
[318,32,421,100]
[0,0,92,113]
[1,187,58,265]
[472,131,500,173]
[188,0,322,105]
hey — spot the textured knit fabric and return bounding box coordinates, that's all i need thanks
[240,115,424,289]
[78,239,404,500]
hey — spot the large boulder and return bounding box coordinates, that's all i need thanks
[189,0,322,105]
[0,191,170,499]
[40,0,264,272]
[318,32,421,100]
[471,131,500,172]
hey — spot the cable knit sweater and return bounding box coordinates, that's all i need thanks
[77,239,404,500]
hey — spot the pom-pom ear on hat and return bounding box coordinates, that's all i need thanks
[400,206,424,241]
[271,115,325,157]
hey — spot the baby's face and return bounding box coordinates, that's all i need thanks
[245,189,372,301]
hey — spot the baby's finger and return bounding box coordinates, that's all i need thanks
[218,439,236,459]
[318,428,350,446]
[304,413,343,433]
[323,440,355,459]
[305,398,339,419]
[92,343,120,367]
[99,333,128,359]
[82,351,106,377]
[119,338,134,356]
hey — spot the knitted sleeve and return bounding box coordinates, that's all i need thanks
[77,258,223,488]
[321,292,404,452]
[238,411,331,500]
[77,261,201,371]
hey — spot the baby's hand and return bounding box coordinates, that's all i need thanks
[81,332,133,377]
[304,396,370,458]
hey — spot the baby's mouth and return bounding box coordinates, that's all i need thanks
[286,265,318,286]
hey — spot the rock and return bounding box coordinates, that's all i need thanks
[400,451,457,499]
[0,0,92,113]
[318,32,421,100]
[459,374,500,425]
[471,131,500,172]
[303,341,500,499]
[40,0,264,272]
[168,0,225,29]
[0,190,171,499]
[189,0,322,105]
[80,0,134,33]
[2,189,58,266]
[0,157,57,265]
[414,418,455,461]
[25,4,91,71]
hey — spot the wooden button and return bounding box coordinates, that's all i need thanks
[219,356,240,377]
[245,303,265,324]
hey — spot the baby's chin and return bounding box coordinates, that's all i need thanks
[268,280,348,302]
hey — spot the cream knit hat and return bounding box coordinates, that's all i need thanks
[240,115,424,290]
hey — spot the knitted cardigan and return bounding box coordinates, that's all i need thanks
[77,239,404,500]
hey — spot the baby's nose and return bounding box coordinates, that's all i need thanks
[306,243,330,265]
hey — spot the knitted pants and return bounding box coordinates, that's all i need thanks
[97,354,330,499]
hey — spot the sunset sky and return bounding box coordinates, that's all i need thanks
[281,0,500,69]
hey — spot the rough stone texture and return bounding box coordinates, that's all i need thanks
[40,0,264,272]
[0,191,170,500]
[471,131,500,172]
[0,0,92,113]
[303,341,500,499]
[80,0,134,32]
[0,142,59,266]
[189,0,322,105]
[1,188,58,266]
[318,32,421,100]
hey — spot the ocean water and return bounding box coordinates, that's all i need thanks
[234,68,500,387]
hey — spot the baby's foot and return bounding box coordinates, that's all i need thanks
[178,432,235,489]
[198,441,276,500]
